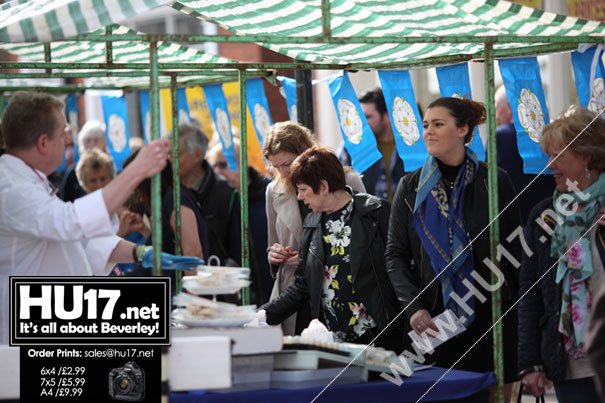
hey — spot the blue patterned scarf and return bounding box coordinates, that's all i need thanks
[552,173,605,358]
[413,148,479,325]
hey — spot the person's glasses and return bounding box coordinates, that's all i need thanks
[212,161,228,170]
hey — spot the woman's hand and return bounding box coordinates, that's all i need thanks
[268,243,297,266]
[410,309,438,335]
[522,371,545,397]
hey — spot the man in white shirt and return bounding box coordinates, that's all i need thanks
[0,91,183,344]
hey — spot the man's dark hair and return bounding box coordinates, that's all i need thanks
[359,87,387,115]
[1,91,64,151]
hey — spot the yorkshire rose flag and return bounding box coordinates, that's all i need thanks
[328,71,381,174]
[203,83,237,171]
[499,57,550,174]
[378,70,426,171]
[246,78,273,148]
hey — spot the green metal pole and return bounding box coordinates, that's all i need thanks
[43,43,51,74]
[295,66,314,132]
[321,0,331,37]
[170,74,183,293]
[150,39,163,276]
[105,25,113,64]
[238,70,250,306]
[484,42,504,403]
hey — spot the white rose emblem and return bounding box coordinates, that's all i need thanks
[253,103,270,140]
[178,109,190,123]
[392,97,420,146]
[215,107,232,148]
[337,98,363,144]
[517,88,545,143]
[108,114,127,153]
[588,77,605,112]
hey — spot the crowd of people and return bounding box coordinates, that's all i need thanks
[1,88,604,402]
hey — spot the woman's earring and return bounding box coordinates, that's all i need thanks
[585,167,592,181]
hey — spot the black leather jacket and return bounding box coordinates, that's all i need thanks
[384,162,522,380]
[518,197,568,382]
[385,162,521,324]
[262,191,402,334]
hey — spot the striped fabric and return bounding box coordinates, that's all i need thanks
[172,0,605,64]
[0,0,172,43]
[0,0,604,67]
[0,25,238,88]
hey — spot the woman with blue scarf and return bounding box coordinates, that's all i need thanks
[385,97,522,400]
[518,108,605,402]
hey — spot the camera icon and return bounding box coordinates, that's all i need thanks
[108,361,145,401]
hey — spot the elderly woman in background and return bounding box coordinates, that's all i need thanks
[262,146,403,351]
[75,148,115,194]
[264,122,365,335]
[60,120,108,202]
[385,97,522,400]
[518,108,605,402]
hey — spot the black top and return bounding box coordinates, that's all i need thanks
[321,199,376,342]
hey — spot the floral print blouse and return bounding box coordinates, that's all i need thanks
[321,198,376,342]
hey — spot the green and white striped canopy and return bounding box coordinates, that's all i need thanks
[172,0,605,64]
[0,0,172,43]
[0,25,239,88]
[2,0,605,67]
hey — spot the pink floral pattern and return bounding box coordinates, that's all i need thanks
[566,243,585,269]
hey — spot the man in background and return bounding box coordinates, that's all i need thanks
[207,140,272,304]
[173,123,241,267]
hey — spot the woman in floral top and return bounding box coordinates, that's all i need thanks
[518,108,605,402]
[261,146,403,352]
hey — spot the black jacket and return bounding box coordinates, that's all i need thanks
[385,162,521,379]
[262,191,403,342]
[518,197,594,382]
[193,160,241,266]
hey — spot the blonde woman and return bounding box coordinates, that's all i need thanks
[264,122,365,335]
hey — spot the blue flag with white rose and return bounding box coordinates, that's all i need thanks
[246,78,273,148]
[435,63,486,161]
[101,95,131,171]
[377,70,426,171]
[176,88,191,123]
[278,76,298,122]
[499,57,550,174]
[571,46,605,112]
[328,71,382,173]
[203,83,237,171]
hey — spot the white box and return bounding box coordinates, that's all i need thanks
[167,335,231,391]
[0,345,19,399]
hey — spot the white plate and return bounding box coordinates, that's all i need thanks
[172,309,254,328]
[182,280,250,295]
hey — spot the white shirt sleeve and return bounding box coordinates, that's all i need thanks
[2,186,115,241]
[82,236,122,275]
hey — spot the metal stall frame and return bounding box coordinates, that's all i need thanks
[2,3,605,401]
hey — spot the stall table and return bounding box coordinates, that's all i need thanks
[170,366,496,403]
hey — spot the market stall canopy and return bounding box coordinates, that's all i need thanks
[2,0,605,67]
[0,0,172,42]
[0,25,240,89]
[170,0,605,65]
